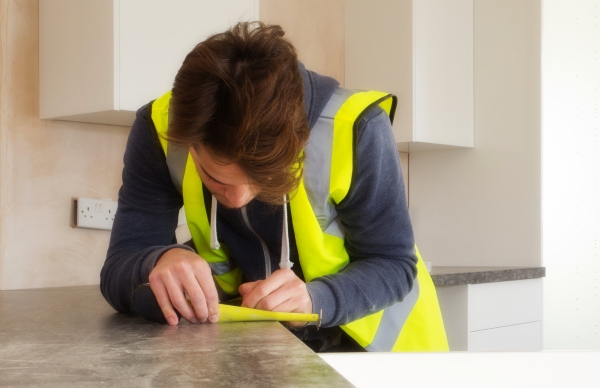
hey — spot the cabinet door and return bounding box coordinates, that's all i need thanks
[119,0,257,112]
[468,278,543,332]
[469,321,542,351]
[40,0,257,125]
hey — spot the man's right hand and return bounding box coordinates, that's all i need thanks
[148,248,220,325]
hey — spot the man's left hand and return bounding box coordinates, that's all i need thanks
[238,269,313,327]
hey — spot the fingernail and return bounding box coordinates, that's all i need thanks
[190,318,198,324]
[209,315,219,323]
[168,316,178,325]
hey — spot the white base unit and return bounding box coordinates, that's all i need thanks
[436,278,543,351]
[39,0,258,126]
[469,321,542,352]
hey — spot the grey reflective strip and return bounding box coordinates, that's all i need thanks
[166,142,188,194]
[208,261,231,276]
[365,277,421,352]
[304,88,355,234]
[323,215,345,239]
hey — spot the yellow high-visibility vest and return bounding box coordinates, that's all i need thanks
[150,88,448,351]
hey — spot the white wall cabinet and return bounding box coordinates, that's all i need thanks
[436,278,543,351]
[345,0,473,152]
[39,0,258,126]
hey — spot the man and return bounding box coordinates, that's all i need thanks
[101,22,447,352]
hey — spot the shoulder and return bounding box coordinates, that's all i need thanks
[123,102,167,171]
[356,104,392,141]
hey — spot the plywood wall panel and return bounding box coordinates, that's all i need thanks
[259,0,344,85]
[0,0,128,289]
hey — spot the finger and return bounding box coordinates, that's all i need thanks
[242,270,293,309]
[272,294,314,328]
[180,271,208,323]
[163,276,197,324]
[194,261,220,323]
[269,295,310,314]
[282,301,310,328]
[254,279,309,312]
[149,279,179,326]
[258,274,312,313]
[238,280,262,297]
[254,287,291,311]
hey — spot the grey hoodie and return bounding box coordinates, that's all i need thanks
[100,62,417,343]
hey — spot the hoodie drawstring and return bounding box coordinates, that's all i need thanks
[208,194,293,270]
[279,194,293,270]
[210,195,220,250]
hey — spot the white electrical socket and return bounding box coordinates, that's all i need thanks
[73,197,186,230]
[73,197,118,231]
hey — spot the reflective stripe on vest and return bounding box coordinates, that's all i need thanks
[150,88,448,351]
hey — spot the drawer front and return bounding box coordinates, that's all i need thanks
[468,278,542,331]
[469,321,542,351]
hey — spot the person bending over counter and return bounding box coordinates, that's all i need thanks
[100,21,448,353]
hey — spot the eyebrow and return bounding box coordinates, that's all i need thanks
[199,164,227,185]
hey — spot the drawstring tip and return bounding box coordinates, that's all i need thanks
[279,261,294,270]
[210,241,220,250]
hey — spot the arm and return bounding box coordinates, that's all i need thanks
[305,107,417,327]
[100,104,189,312]
[100,105,217,324]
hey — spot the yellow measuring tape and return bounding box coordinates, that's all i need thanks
[217,304,319,323]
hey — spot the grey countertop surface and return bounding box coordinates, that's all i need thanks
[0,286,351,387]
[429,266,546,287]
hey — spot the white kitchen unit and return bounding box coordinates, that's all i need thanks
[39,0,258,126]
[436,278,543,351]
[345,0,473,152]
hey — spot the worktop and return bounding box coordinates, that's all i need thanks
[0,286,350,387]
[0,267,548,385]
[430,266,545,287]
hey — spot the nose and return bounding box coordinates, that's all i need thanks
[223,185,251,208]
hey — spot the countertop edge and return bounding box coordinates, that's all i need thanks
[431,267,546,287]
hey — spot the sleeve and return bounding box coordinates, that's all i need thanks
[305,107,418,327]
[100,105,195,313]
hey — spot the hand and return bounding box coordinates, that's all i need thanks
[148,248,219,325]
[238,269,313,327]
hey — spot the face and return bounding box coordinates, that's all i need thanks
[189,144,257,209]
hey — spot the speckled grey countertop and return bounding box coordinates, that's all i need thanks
[0,286,351,387]
[430,266,545,287]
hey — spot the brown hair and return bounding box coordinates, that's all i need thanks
[166,22,309,205]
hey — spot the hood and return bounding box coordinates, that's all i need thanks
[298,62,340,129]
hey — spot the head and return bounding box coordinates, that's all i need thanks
[166,22,309,208]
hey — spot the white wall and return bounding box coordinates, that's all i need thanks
[409,0,542,268]
[542,0,600,350]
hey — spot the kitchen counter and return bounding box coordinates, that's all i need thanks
[430,266,545,287]
[0,286,350,387]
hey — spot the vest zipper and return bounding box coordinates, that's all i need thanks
[240,206,272,277]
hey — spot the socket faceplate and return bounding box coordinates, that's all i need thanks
[73,198,187,230]
[74,197,118,231]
